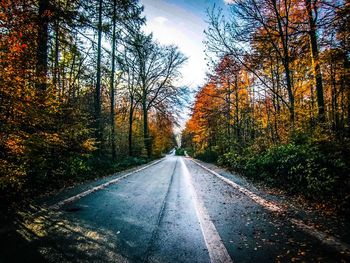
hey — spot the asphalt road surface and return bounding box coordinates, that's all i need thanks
[1,154,349,262]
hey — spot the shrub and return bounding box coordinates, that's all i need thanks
[195,149,219,163]
[175,148,186,156]
[218,151,245,171]
[240,141,350,199]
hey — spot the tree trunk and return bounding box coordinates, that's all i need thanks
[36,0,49,91]
[272,0,295,128]
[226,80,231,139]
[330,56,339,133]
[53,17,59,91]
[128,100,134,156]
[95,0,103,148]
[305,0,326,123]
[143,100,151,157]
[68,49,76,98]
[284,59,295,128]
[234,75,240,142]
[110,0,117,160]
[344,53,350,136]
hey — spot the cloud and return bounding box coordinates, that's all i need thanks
[223,0,235,4]
[141,0,211,130]
[142,1,207,89]
[153,16,168,25]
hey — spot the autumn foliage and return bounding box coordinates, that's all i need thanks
[183,0,350,212]
[0,0,183,207]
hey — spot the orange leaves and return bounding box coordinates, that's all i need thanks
[10,42,26,53]
[185,81,221,150]
[184,54,255,151]
[5,135,25,155]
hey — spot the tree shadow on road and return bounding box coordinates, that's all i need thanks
[0,206,132,263]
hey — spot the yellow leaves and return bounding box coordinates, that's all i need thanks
[82,138,97,152]
[31,132,65,148]
[46,133,63,145]
[149,113,174,156]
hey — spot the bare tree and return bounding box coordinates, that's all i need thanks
[123,32,187,157]
[205,0,300,126]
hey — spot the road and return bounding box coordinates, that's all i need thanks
[1,155,349,262]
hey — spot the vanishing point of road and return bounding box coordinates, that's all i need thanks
[1,154,349,262]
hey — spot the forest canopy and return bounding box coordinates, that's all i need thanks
[0,0,187,205]
[182,0,350,213]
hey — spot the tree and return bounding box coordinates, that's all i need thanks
[205,0,303,126]
[1,0,175,203]
[124,32,187,157]
[95,0,103,149]
[304,0,326,122]
[36,0,50,91]
[110,0,117,160]
[108,0,144,159]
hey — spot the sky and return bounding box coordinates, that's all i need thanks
[140,0,230,132]
[140,0,229,90]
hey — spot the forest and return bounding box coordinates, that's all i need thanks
[182,0,350,214]
[1,0,349,217]
[0,0,187,208]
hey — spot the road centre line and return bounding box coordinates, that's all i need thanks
[189,157,350,257]
[180,158,233,263]
[47,158,164,210]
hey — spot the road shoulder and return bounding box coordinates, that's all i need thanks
[188,157,350,249]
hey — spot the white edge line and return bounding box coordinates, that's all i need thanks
[47,158,164,210]
[189,157,350,256]
[180,158,233,263]
[189,158,283,213]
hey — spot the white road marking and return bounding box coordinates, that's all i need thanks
[190,158,282,213]
[189,157,350,256]
[180,158,233,263]
[47,159,164,210]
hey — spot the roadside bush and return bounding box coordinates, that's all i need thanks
[119,156,147,168]
[216,139,350,204]
[66,156,91,178]
[184,147,194,157]
[244,144,310,190]
[218,151,244,171]
[89,155,148,177]
[195,149,219,163]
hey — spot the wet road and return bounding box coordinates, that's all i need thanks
[1,155,349,262]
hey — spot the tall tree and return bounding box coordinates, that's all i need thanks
[95,0,103,148]
[127,33,187,157]
[110,0,117,160]
[205,0,300,126]
[305,0,326,122]
[36,0,50,91]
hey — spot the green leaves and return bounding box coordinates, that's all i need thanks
[221,141,350,202]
